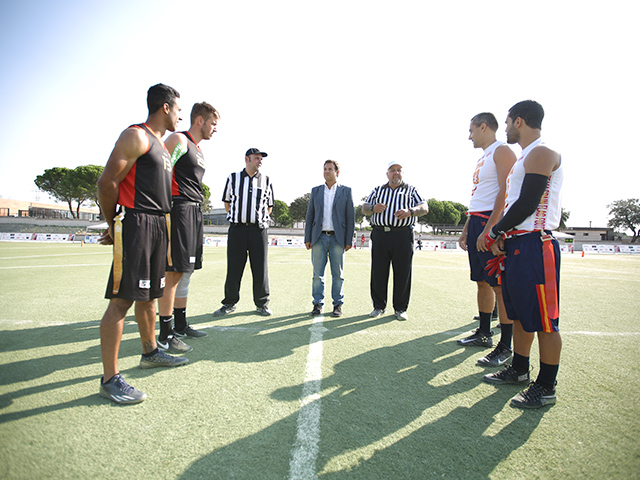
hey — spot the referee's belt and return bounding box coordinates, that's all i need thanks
[373,225,412,232]
[322,230,335,235]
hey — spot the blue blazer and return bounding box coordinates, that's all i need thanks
[304,184,355,248]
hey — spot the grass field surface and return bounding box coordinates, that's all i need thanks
[0,242,639,479]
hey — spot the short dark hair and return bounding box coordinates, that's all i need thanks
[147,84,180,115]
[324,159,339,172]
[470,112,498,131]
[190,102,220,124]
[508,100,544,129]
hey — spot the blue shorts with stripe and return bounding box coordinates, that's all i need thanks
[502,231,561,333]
[467,212,499,287]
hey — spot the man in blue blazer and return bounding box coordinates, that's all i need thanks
[304,160,355,317]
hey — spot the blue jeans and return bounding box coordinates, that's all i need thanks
[311,233,345,306]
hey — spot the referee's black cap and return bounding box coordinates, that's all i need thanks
[245,148,268,157]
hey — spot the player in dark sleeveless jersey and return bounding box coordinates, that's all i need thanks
[96,84,189,405]
[157,102,220,350]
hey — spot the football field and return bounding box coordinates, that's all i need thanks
[0,242,639,479]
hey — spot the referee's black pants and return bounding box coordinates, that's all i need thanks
[223,224,270,308]
[370,227,414,312]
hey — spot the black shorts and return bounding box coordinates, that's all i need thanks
[105,210,168,302]
[167,202,203,273]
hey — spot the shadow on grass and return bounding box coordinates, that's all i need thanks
[178,332,544,480]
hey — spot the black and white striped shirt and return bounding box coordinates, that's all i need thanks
[222,169,274,228]
[365,182,424,228]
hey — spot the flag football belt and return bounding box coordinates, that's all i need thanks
[466,211,490,219]
[111,209,172,295]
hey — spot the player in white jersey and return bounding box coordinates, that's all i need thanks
[457,113,516,367]
[482,100,563,409]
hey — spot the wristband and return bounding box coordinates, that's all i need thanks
[485,229,499,249]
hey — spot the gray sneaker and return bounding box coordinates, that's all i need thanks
[369,308,385,318]
[511,382,557,409]
[139,350,189,369]
[395,310,408,321]
[213,304,236,316]
[477,344,513,367]
[99,374,147,404]
[256,306,273,316]
[157,334,193,354]
[174,325,208,338]
[482,365,530,385]
[457,328,493,347]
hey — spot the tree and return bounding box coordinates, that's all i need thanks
[451,202,468,225]
[70,165,103,217]
[608,198,640,243]
[355,204,365,229]
[289,193,310,225]
[419,198,463,232]
[201,183,212,213]
[34,167,78,217]
[271,199,292,227]
[35,165,104,218]
[559,208,570,230]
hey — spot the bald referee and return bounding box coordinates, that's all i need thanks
[214,148,275,317]
[363,162,427,321]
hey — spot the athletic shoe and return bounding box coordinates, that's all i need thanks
[174,325,208,338]
[477,344,513,367]
[213,304,236,317]
[99,374,147,405]
[332,305,343,317]
[256,306,273,316]
[139,350,189,369]
[457,328,493,347]
[482,365,530,385]
[157,335,193,354]
[311,304,322,316]
[369,308,385,318]
[511,382,557,409]
[395,310,409,321]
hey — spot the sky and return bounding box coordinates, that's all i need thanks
[1,0,638,230]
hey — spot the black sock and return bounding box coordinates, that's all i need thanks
[159,315,173,340]
[174,307,187,332]
[511,353,530,374]
[143,348,159,358]
[499,323,513,349]
[479,312,492,334]
[536,362,559,390]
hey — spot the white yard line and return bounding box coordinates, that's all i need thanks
[288,315,327,480]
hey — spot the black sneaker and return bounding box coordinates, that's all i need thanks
[482,365,530,385]
[174,325,208,338]
[457,328,493,347]
[332,305,343,317]
[511,382,557,409]
[311,304,322,316]
[99,374,147,404]
[477,344,513,367]
[213,304,236,316]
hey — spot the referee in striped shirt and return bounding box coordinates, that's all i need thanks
[214,148,275,317]
[363,161,427,321]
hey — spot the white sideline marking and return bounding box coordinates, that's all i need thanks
[288,315,326,480]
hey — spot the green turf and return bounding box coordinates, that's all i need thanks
[0,243,639,479]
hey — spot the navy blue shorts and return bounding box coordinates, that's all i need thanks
[467,212,499,287]
[501,232,560,333]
